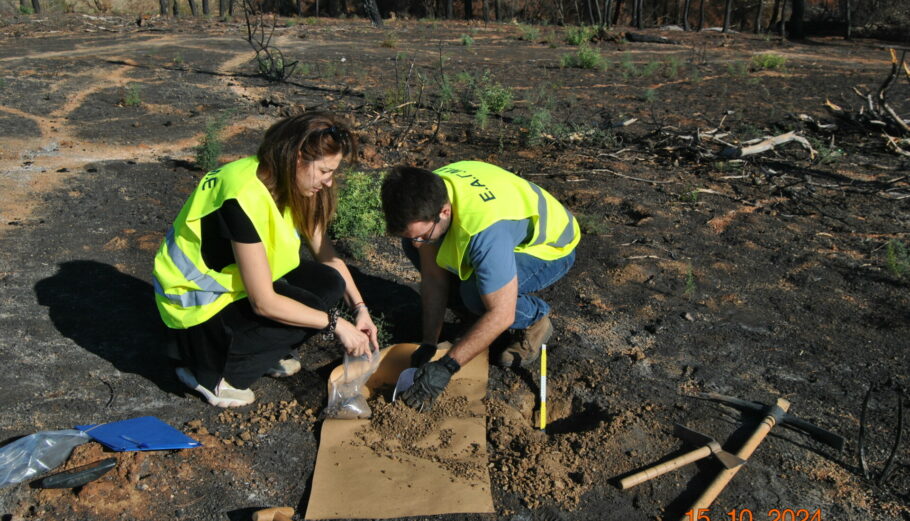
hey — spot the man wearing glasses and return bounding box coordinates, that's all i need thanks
[381,161,581,411]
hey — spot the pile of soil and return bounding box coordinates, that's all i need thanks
[357,395,487,482]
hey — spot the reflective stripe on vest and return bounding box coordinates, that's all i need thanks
[527,182,577,248]
[153,227,228,308]
[435,161,580,281]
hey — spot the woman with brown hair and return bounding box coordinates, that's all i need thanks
[153,111,378,408]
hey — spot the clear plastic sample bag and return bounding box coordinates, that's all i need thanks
[0,429,91,488]
[325,351,381,419]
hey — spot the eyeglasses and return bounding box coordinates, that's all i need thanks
[410,216,440,244]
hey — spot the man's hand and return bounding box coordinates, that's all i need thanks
[411,343,438,368]
[400,355,460,411]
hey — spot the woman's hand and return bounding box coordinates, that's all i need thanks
[334,318,372,358]
[354,307,380,352]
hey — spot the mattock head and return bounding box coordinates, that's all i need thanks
[674,424,746,469]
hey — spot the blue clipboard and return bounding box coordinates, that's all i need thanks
[76,416,202,452]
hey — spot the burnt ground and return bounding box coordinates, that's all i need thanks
[1,13,909,521]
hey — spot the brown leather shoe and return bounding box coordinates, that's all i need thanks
[496,315,553,368]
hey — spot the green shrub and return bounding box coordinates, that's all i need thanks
[19,5,34,14]
[640,88,657,103]
[727,61,749,77]
[472,72,513,129]
[121,84,142,107]
[461,33,474,47]
[577,213,609,235]
[886,239,910,278]
[684,264,696,297]
[751,53,787,70]
[561,45,606,70]
[641,60,661,77]
[381,32,398,48]
[518,24,540,41]
[619,52,638,79]
[331,170,385,241]
[664,56,682,78]
[564,26,596,46]
[194,112,232,172]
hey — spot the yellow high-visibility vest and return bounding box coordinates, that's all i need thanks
[153,156,301,329]
[434,161,580,280]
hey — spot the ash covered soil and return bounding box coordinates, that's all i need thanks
[0,13,908,521]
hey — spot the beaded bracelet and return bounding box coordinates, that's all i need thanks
[321,308,340,340]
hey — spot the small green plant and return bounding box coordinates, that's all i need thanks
[518,24,540,41]
[121,84,142,107]
[173,53,184,66]
[886,239,910,279]
[664,56,682,78]
[561,44,606,70]
[577,213,609,235]
[727,61,750,77]
[461,33,474,47]
[381,32,398,48]
[470,71,513,129]
[303,17,320,25]
[809,137,845,165]
[640,88,657,103]
[285,18,297,27]
[194,112,232,172]
[296,63,311,77]
[751,53,787,70]
[689,68,702,83]
[19,5,34,14]
[564,25,596,46]
[684,264,696,297]
[620,52,638,79]
[331,170,386,259]
[641,60,661,77]
[679,188,699,203]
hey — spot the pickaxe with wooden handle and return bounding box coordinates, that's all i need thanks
[691,392,845,451]
[682,397,791,518]
[620,424,745,489]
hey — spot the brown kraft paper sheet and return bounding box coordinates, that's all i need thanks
[305,343,494,520]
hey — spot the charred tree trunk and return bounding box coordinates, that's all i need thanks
[586,0,595,25]
[753,0,762,32]
[362,0,382,26]
[612,0,623,25]
[482,0,489,22]
[778,0,786,38]
[722,0,733,32]
[788,0,804,39]
[844,0,851,39]
[28,0,41,13]
[768,0,780,30]
[682,0,691,30]
[160,0,169,16]
[188,0,198,15]
[202,0,210,14]
[172,0,180,17]
[697,0,705,31]
[465,0,473,19]
[445,0,453,18]
[603,0,612,27]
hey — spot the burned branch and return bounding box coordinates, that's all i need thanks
[242,0,298,82]
[825,49,910,156]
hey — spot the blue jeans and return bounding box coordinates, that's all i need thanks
[402,240,576,330]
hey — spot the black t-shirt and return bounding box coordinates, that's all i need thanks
[200,199,260,271]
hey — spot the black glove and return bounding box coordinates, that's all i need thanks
[411,343,438,368]
[401,355,461,412]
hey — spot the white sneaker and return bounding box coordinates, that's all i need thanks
[176,367,255,408]
[266,357,302,378]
